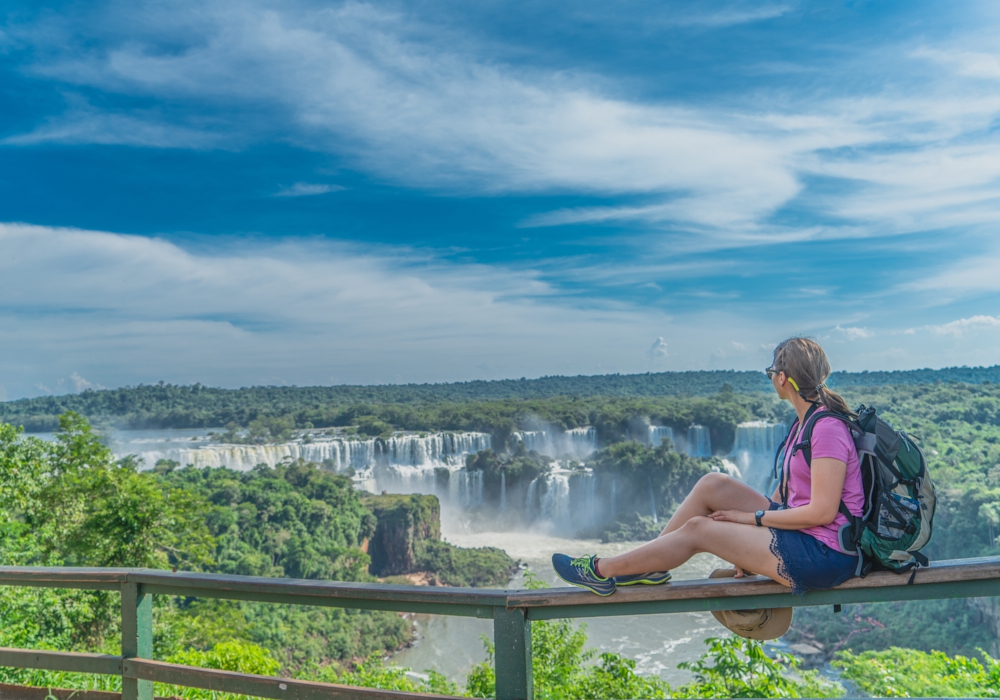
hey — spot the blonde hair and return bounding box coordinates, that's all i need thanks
[772,337,854,416]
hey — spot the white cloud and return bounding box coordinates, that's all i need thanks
[835,325,874,341]
[11,1,1000,242]
[4,222,789,397]
[274,183,345,197]
[70,372,105,392]
[929,315,1000,337]
[668,4,793,28]
[647,337,669,360]
[8,1,803,231]
[2,96,223,149]
[910,253,1000,296]
[914,48,1000,80]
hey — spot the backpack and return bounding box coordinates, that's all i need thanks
[776,404,937,578]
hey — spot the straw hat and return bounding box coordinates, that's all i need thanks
[708,568,792,641]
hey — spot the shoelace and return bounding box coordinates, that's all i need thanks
[570,555,594,572]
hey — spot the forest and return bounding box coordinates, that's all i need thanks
[4,365,1000,432]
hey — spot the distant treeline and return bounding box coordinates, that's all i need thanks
[3,365,1000,432]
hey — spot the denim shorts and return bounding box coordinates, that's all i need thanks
[767,501,858,595]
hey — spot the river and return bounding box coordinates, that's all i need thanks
[391,529,733,686]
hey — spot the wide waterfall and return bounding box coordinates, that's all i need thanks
[511,427,597,459]
[686,425,712,457]
[730,422,788,495]
[121,432,492,494]
[647,425,674,447]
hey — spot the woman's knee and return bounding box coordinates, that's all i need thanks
[681,515,714,535]
[695,471,733,493]
[678,515,716,551]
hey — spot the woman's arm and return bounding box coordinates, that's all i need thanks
[710,458,847,529]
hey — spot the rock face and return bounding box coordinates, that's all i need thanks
[969,597,1000,657]
[363,494,441,576]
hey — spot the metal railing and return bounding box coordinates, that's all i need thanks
[1,557,999,700]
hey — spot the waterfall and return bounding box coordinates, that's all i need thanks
[611,476,618,518]
[647,474,659,524]
[123,432,490,472]
[715,458,742,479]
[119,431,493,502]
[525,478,540,519]
[730,422,788,495]
[500,470,507,512]
[686,425,712,457]
[454,469,484,509]
[511,427,597,459]
[648,425,674,447]
[538,472,571,526]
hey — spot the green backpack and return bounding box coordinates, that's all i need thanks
[787,404,937,577]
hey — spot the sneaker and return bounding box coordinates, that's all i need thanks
[614,570,672,586]
[551,553,616,596]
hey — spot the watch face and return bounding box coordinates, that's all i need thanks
[755,510,765,517]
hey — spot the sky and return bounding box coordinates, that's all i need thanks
[2,0,1000,399]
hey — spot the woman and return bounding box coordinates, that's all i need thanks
[552,337,863,596]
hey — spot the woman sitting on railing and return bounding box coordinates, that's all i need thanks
[552,337,863,596]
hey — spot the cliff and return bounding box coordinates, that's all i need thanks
[363,494,440,576]
[361,493,517,586]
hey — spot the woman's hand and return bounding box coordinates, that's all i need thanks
[707,510,755,526]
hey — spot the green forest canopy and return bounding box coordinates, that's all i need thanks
[4,365,1000,432]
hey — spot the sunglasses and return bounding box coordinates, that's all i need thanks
[765,366,780,379]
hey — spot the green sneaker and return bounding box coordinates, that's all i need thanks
[551,553,616,596]
[614,570,672,586]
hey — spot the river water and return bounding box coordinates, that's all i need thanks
[391,530,731,686]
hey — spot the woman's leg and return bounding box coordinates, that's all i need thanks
[660,473,771,536]
[597,516,791,587]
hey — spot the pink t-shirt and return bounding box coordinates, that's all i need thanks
[781,408,864,554]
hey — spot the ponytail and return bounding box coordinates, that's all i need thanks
[816,384,854,417]
[772,337,855,417]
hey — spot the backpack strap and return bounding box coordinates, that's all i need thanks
[778,403,821,507]
[792,408,865,543]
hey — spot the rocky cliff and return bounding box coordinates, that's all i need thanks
[361,493,517,586]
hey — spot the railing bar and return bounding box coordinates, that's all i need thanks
[0,648,122,675]
[139,585,495,618]
[123,658,464,700]
[129,571,508,605]
[526,578,1000,620]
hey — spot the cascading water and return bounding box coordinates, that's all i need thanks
[539,473,571,525]
[647,425,674,447]
[452,469,483,509]
[646,474,659,524]
[686,425,712,457]
[511,427,597,459]
[611,476,618,518]
[120,432,493,498]
[500,471,507,512]
[730,422,788,495]
[520,469,601,533]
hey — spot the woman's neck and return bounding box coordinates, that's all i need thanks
[790,392,814,424]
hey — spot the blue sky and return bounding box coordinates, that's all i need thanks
[2,0,1000,399]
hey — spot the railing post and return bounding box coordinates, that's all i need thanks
[493,606,532,700]
[121,581,153,700]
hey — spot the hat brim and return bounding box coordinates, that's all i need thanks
[708,568,792,641]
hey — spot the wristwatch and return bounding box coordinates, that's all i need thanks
[754,510,765,527]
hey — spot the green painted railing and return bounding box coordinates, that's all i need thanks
[1,557,999,700]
